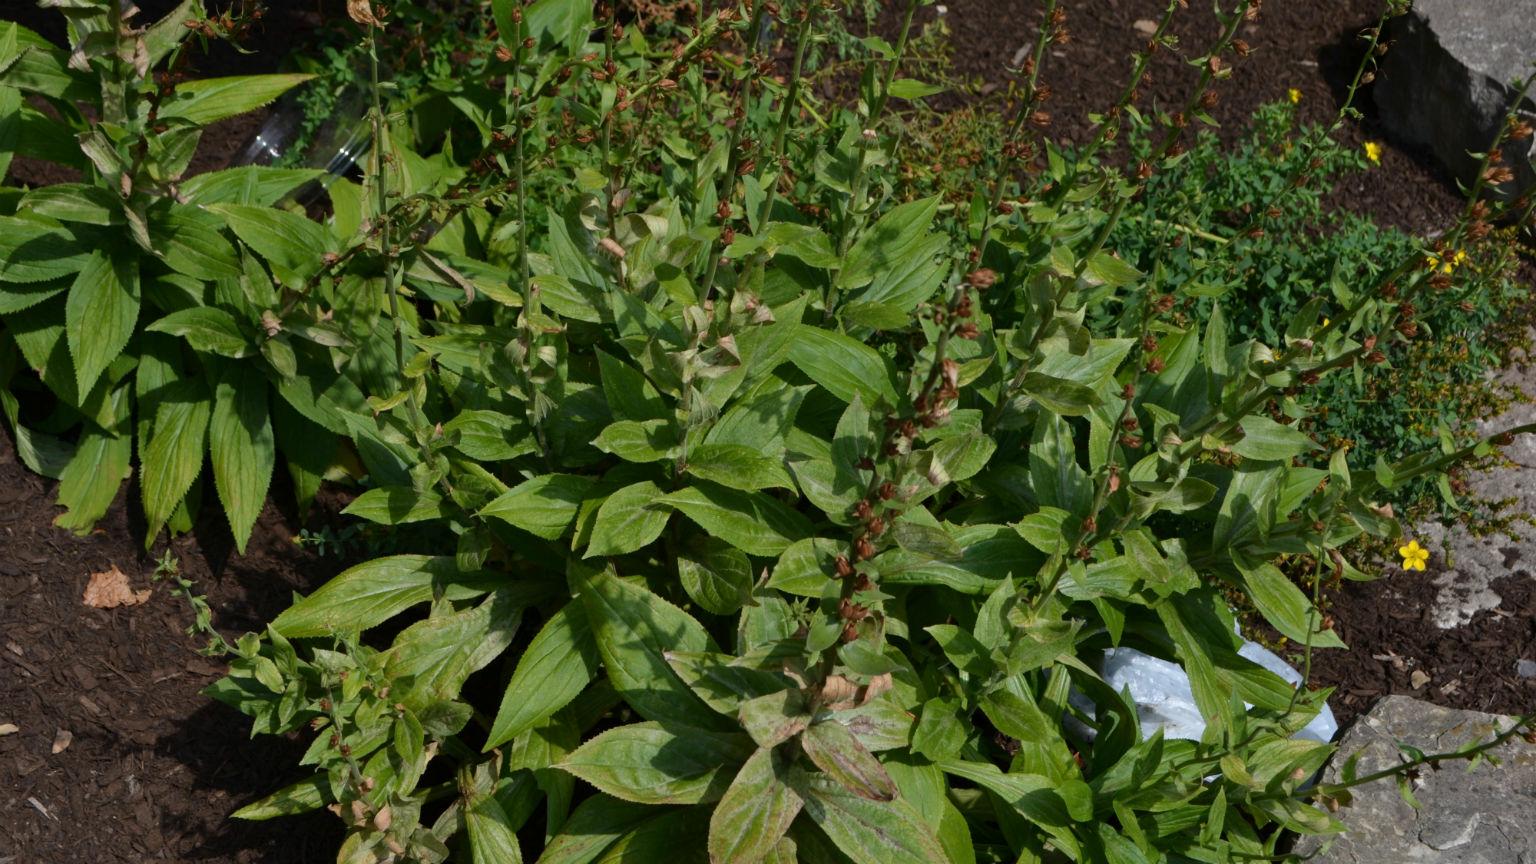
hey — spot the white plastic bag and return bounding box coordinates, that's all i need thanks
[1077,642,1338,744]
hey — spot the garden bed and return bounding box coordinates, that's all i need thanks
[1,0,1532,861]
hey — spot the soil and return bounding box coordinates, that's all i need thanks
[0,1,1529,862]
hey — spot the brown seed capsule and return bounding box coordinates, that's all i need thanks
[967,268,998,288]
[835,555,855,578]
[854,536,876,561]
[1145,357,1166,374]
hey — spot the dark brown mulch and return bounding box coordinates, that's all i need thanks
[922,0,1465,235]
[0,1,1528,862]
[0,429,344,862]
[1306,571,1536,728]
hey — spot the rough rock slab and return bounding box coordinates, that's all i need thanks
[1376,0,1536,198]
[1411,344,1535,630]
[1295,697,1535,864]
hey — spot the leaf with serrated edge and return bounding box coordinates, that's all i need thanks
[709,748,804,864]
[795,772,947,864]
[800,719,897,801]
[484,603,600,750]
[558,721,752,805]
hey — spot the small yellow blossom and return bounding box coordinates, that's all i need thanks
[1364,140,1383,164]
[1426,249,1468,274]
[1398,540,1429,572]
[1288,88,1302,104]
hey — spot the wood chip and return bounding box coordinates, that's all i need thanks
[0,723,17,736]
[82,565,151,609]
[26,796,56,822]
[51,729,72,754]
[1133,19,1159,35]
[1410,669,1432,689]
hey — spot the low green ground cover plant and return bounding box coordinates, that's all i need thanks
[3,1,1535,863]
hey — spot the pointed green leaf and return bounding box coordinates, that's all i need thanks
[485,603,601,750]
[658,482,812,557]
[64,250,138,398]
[559,721,752,805]
[586,480,673,557]
[480,474,593,540]
[210,363,274,554]
[709,748,805,864]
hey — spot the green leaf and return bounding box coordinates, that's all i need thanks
[441,410,536,461]
[938,760,1079,852]
[485,603,601,750]
[1085,252,1144,288]
[1236,558,1347,649]
[209,363,274,554]
[273,556,494,638]
[664,652,795,717]
[795,773,948,864]
[140,383,211,541]
[466,791,525,864]
[159,74,315,126]
[0,84,17,182]
[0,217,90,283]
[839,197,941,290]
[1021,371,1101,416]
[887,79,945,100]
[146,307,253,358]
[479,474,593,540]
[64,250,138,398]
[21,184,121,225]
[231,773,329,821]
[574,563,722,726]
[586,480,673,557]
[385,590,521,715]
[787,326,899,407]
[1233,417,1319,462]
[659,482,813,556]
[709,748,805,864]
[1030,414,1091,516]
[537,794,661,864]
[207,204,336,285]
[150,206,243,279]
[597,349,667,421]
[53,392,132,534]
[594,419,678,463]
[684,443,795,492]
[801,720,898,801]
[343,486,449,525]
[678,535,754,615]
[180,166,325,206]
[558,721,752,805]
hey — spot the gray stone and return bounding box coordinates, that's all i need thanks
[1415,346,1536,630]
[1375,0,1536,199]
[1295,697,1536,864]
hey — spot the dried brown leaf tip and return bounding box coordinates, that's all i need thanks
[82,564,151,609]
[347,0,383,27]
[817,672,893,711]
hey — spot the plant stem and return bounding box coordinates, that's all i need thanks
[699,0,768,302]
[974,0,1057,260]
[825,0,920,321]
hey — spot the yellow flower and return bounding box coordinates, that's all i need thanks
[1398,540,1429,572]
[1452,249,1468,268]
[1288,88,1302,104]
[1364,140,1383,164]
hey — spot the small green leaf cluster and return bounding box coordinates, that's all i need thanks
[1110,98,1531,522]
[6,1,1533,863]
